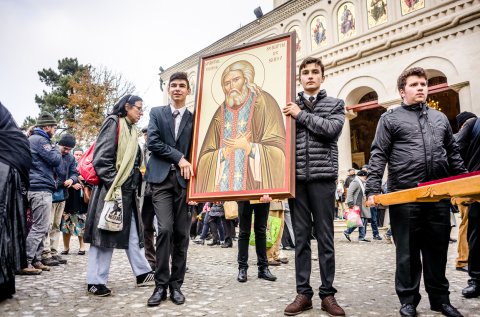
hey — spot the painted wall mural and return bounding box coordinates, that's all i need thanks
[338,2,356,42]
[310,15,327,50]
[367,0,388,28]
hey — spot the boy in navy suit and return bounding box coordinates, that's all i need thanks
[146,72,194,307]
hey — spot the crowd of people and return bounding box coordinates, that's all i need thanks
[0,57,479,317]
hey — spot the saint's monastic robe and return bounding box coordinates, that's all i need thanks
[195,90,285,193]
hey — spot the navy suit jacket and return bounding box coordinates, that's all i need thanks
[145,105,193,188]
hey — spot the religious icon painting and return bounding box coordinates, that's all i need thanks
[338,2,356,42]
[400,0,425,16]
[367,0,388,28]
[188,33,297,202]
[288,25,302,57]
[310,15,327,51]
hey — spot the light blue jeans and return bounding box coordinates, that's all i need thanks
[86,216,151,284]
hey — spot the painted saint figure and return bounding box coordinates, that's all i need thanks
[195,60,286,193]
[313,19,326,45]
[340,4,355,35]
[370,0,386,22]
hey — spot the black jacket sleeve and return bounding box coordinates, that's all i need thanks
[296,99,345,140]
[93,116,118,188]
[365,115,392,197]
[443,118,467,176]
[455,118,476,161]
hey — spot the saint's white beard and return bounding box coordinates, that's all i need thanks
[226,86,249,107]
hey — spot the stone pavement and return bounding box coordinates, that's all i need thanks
[1,222,479,317]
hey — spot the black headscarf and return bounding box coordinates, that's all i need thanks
[0,102,32,183]
[110,94,143,117]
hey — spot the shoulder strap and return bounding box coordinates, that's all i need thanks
[116,116,120,144]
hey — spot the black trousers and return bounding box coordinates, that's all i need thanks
[289,180,337,300]
[222,218,235,244]
[150,170,190,290]
[237,201,269,270]
[390,201,451,308]
[208,216,224,243]
[141,194,155,269]
[468,202,480,283]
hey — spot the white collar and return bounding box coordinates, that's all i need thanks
[170,104,187,116]
[303,93,317,100]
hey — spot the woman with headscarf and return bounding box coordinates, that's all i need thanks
[0,102,31,301]
[84,95,154,296]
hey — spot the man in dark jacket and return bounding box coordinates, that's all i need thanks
[146,72,194,307]
[452,112,477,273]
[454,112,480,299]
[22,113,62,274]
[365,67,466,317]
[282,57,346,317]
[41,134,78,266]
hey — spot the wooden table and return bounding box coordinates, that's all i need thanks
[373,174,480,206]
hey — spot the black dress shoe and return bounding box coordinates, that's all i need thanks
[399,303,416,317]
[147,286,167,306]
[431,303,463,317]
[258,267,277,281]
[169,288,185,305]
[462,280,480,298]
[237,268,247,283]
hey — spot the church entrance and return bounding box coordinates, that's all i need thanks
[427,76,461,132]
[348,91,385,169]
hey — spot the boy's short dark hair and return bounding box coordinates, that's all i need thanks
[298,57,325,81]
[169,72,190,89]
[397,67,427,92]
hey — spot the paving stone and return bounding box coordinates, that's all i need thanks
[0,223,479,316]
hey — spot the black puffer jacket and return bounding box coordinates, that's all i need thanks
[365,102,466,196]
[294,90,345,181]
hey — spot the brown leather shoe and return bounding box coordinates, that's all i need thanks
[284,294,312,316]
[278,257,289,264]
[321,295,345,316]
[18,264,42,275]
[268,259,281,266]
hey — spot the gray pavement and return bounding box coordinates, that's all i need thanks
[1,220,479,317]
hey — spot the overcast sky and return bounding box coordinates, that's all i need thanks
[0,0,273,126]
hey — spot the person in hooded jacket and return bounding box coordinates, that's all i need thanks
[365,67,466,317]
[84,95,154,297]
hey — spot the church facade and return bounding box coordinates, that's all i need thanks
[158,0,480,178]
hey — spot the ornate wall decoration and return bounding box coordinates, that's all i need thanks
[367,0,388,28]
[288,25,303,57]
[400,0,425,16]
[338,2,356,42]
[310,15,327,50]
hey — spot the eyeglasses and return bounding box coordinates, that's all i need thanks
[132,105,144,113]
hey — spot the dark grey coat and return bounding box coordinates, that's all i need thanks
[294,90,345,181]
[346,178,370,218]
[84,115,144,249]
